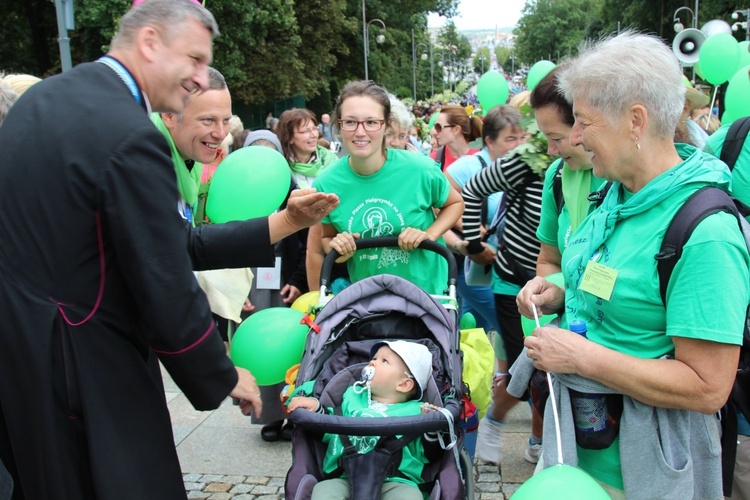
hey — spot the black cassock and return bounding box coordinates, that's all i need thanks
[0,61,275,499]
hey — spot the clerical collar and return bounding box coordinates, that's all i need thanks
[97,55,144,106]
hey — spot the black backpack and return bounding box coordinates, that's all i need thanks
[653,116,750,496]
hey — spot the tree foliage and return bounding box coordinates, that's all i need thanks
[0,0,459,107]
[514,0,604,65]
[494,46,512,72]
[472,46,491,74]
[514,0,743,68]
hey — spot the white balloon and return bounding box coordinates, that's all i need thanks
[701,19,733,38]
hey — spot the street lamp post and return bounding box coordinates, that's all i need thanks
[411,30,430,101]
[732,9,750,41]
[362,0,386,80]
[673,6,696,32]
[433,51,445,95]
[673,2,699,79]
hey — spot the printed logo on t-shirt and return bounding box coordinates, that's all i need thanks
[348,198,410,269]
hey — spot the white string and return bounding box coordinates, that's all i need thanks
[532,302,564,465]
[708,86,718,123]
[435,407,463,483]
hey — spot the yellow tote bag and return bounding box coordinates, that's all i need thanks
[460,327,494,419]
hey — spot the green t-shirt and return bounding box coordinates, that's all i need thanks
[321,386,427,488]
[704,123,750,208]
[313,149,450,295]
[537,160,606,252]
[561,146,749,487]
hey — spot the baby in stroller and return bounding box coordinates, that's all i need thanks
[288,340,441,500]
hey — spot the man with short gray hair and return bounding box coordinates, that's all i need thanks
[0,0,338,497]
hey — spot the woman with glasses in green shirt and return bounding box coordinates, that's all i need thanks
[311,81,464,295]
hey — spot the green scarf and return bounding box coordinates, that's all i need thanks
[150,113,203,207]
[563,144,731,314]
[561,164,594,233]
[288,145,337,178]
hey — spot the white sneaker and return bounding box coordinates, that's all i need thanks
[524,438,542,464]
[475,416,503,464]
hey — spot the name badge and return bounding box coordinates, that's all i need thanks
[579,260,618,301]
[256,257,282,290]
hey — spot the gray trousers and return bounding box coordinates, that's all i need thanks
[311,478,422,500]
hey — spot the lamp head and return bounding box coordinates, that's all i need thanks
[674,21,684,33]
[421,53,428,61]
[376,34,385,44]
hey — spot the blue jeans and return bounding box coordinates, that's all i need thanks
[457,266,501,333]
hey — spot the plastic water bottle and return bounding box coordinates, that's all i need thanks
[569,320,588,338]
[569,320,617,448]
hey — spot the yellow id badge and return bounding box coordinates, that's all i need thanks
[579,261,618,301]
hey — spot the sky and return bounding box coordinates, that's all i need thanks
[428,0,526,31]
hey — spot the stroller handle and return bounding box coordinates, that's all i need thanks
[289,398,462,436]
[320,236,458,289]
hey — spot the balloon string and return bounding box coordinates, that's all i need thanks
[532,301,564,465]
[708,85,718,121]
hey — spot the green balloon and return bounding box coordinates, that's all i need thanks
[699,33,741,85]
[206,146,290,223]
[725,65,750,120]
[230,307,308,386]
[460,312,477,330]
[513,464,610,499]
[734,42,750,76]
[521,273,564,337]
[476,71,510,113]
[428,111,439,132]
[526,60,556,91]
[695,60,705,80]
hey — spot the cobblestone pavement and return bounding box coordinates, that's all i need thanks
[182,462,526,499]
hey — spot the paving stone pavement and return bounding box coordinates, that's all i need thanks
[166,367,535,499]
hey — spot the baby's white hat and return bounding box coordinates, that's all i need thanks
[370,340,432,400]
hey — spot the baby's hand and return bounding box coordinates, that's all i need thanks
[421,403,441,413]
[288,396,319,412]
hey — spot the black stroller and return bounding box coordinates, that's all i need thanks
[284,237,475,499]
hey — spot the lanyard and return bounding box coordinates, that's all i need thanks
[97,56,143,105]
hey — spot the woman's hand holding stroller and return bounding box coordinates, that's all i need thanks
[231,367,263,417]
[329,232,360,263]
[288,396,321,412]
[398,227,433,251]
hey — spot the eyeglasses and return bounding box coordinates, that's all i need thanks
[338,119,385,132]
[385,133,409,141]
[296,127,319,136]
[433,123,457,133]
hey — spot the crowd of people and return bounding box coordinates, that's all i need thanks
[0,0,748,498]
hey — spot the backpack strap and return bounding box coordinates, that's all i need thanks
[654,186,748,306]
[436,146,446,170]
[477,155,489,224]
[586,181,614,208]
[720,116,750,171]
[551,159,565,215]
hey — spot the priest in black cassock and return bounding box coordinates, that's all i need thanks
[0,0,338,498]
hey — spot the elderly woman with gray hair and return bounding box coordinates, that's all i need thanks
[385,94,419,153]
[515,31,749,498]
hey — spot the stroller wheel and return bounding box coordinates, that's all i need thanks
[459,447,476,500]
